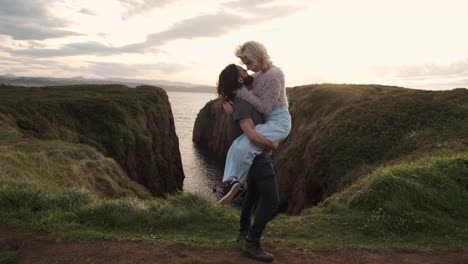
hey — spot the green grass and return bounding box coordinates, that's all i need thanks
[1,151,466,251]
[0,85,183,197]
[0,84,466,252]
[274,85,468,212]
[324,151,468,236]
[0,138,152,198]
[0,251,18,264]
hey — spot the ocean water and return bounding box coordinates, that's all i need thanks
[167,91,223,199]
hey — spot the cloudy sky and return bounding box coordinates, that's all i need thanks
[1,0,467,89]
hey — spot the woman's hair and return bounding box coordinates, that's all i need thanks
[235,41,272,71]
[217,64,242,101]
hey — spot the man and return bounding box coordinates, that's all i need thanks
[217,64,279,262]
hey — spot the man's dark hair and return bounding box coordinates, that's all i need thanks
[217,64,242,101]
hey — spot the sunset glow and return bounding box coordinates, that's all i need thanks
[1,0,467,89]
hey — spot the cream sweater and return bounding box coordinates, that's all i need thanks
[238,65,288,114]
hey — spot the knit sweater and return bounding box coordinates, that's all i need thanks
[238,65,288,114]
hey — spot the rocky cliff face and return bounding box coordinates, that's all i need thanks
[0,85,184,197]
[192,99,230,162]
[193,84,468,214]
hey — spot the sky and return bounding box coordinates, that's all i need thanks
[1,0,467,90]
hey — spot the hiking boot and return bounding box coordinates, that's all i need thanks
[237,229,248,241]
[242,238,274,262]
[218,180,246,205]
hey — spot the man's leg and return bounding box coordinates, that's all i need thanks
[246,173,279,241]
[239,174,257,240]
[242,170,279,262]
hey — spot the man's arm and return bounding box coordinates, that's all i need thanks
[239,118,278,151]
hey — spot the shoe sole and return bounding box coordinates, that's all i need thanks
[241,250,274,262]
[218,183,241,205]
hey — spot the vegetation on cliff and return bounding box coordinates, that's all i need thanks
[0,85,184,197]
[1,151,467,250]
[189,84,468,249]
[1,84,466,252]
[193,85,468,214]
[277,84,467,213]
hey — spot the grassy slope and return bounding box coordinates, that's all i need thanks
[1,85,467,251]
[0,85,184,197]
[1,151,466,250]
[0,113,152,198]
[275,85,468,212]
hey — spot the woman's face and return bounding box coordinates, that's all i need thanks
[240,56,259,72]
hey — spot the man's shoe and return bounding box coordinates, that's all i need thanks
[242,238,274,262]
[237,229,249,241]
[219,180,245,205]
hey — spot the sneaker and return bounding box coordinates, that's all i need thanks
[218,180,246,205]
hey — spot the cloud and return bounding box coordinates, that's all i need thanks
[8,41,165,57]
[0,0,81,40]
[0,54,188,79]
[8,42,118,57]
[143,13,248,46]
[120,0,179,19]
[9,12,247,57]
[6,1,306,57]
[0,54,80,76]
[79,8,96,16]
[221,0,306,19]
[87,61,188,78]
[373,58,468,79]
[370,58,468,90]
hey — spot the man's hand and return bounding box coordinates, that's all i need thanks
[223,101,233,114]
[272,142,279,150]
[239,118,278,151]
[268,142,280,155]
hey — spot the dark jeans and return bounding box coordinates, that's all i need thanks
[239,153,279,241]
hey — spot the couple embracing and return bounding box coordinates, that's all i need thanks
[216,41,291,262]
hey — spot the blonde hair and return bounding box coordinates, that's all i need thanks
[235,41,272,71]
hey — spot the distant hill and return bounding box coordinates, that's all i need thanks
[0,74,215,94]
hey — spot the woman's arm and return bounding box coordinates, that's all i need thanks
[238,69,284,114]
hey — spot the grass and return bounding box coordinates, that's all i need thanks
[0,84,466,252]
[0,85,184,197]
[273,85,468,212]
[194,85,468,215]
[0,251,18,264]
[0,138,152,198]
[1,151,467,251]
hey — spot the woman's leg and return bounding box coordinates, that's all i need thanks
[222,133,262,183]
[224,107,291,186]
[236,108,291,186]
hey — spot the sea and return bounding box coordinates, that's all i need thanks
[166,91,224,199]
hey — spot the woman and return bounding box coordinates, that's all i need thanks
[220,41,291,205]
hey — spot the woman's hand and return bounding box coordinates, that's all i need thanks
[223,101,234,114]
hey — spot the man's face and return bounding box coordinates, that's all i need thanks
[237,65,249,78]
[237,65,254,86]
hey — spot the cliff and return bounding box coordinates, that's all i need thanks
[192,98,230,162]
[192,84,468,214]
[0,84,184,197]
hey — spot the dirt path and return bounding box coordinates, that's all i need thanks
[1,224,467,264]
